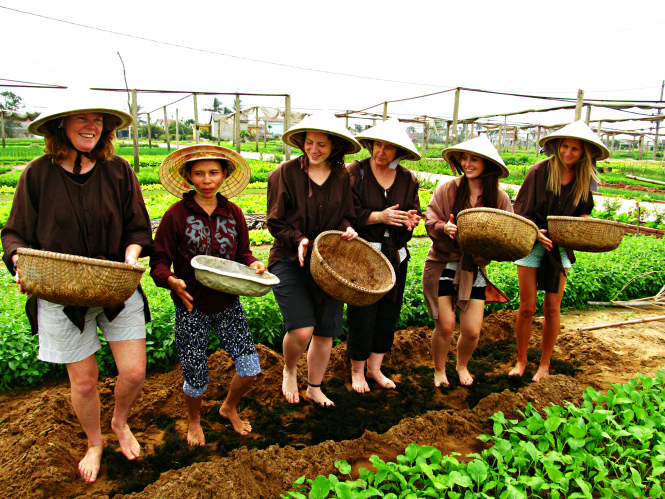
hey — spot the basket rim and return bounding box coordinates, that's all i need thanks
[547,216,628,229]
[312,230,396,295]
[191,255,279,286]
[457,207,540,232]
[17,248,146,272]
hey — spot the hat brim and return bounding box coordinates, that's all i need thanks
[159,145,251,199]
[442,136,509,179]
[355,119,421,161]
[28,107,133,137]
[539,121,610,161]
[281,114,361,155]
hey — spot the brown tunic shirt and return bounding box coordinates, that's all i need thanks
[513,159,594,293]
[422,178,512,318]
[348,159,421,301]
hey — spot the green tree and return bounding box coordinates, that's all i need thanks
[1,91,24,138]
[204,98,231,114]
[138,124,165,140]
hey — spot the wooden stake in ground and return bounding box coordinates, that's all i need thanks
[577,315,665,331]
[176,108,179,148]
[131,89,140,172]
[451,88,460,145]
[147,113,152,149]
[163,106,171,151]
[284,94,291,161]
[383,102,388,121]
[255,107,259,153]
[575,89,584,121]
[535,126,541,157]
[235,94,241,153]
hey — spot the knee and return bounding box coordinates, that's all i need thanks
[288,328,313,345]
[518,302,536,320]
[71,376,98,398]
[118,366,146,387]
[460,327,481,343]
[434,319,455,340]
[543,301,561,320]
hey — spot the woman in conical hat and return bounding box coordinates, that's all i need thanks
[346,118,422,393]
[422,134,512,388]
[509,121,608,382]
[1,92,153,482]
[267,113,360,407]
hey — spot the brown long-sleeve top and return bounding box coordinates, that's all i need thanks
[1,154,154,330]
[422,177,512,318]
[348,159,421,301]
[513,159,594,293]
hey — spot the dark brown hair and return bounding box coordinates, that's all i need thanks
[451,160,500,219]
[42,114,118,164]
[293,131,350,178]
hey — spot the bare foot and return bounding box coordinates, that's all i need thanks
[282,367,300,404]
[456,366,474,386]
[187,420,206,446]
[111,418,140,460]
[434,369,449,388]
[78,445,103,483]
[366,369,396,389]
[509,361,527,377]
[305,385,334,407]
[219,404,252,435]
[351,369,370,393]
[532,366,550,382]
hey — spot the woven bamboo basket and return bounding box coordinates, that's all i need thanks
[191,255,279,297]
[547,216,627,252]
[310,231,396,307]
[457,208,539,262]
[17,248,146,307]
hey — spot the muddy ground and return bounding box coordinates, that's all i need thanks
[0,306,664,499]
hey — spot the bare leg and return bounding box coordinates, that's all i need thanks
[432,296,455,388]
[219,373,257,434]
[305,335,334,406]
[510,266,538,377]
[183,393,205,446]
[350,359,370,393]
[66,355,103,483]
[456,299,485,386]
[281,327,314,403]
[108,339,146,460]
[534,271,567,382]
[366,352,396,389]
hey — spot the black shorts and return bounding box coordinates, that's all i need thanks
[438,267,486,301]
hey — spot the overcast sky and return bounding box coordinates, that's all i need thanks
[2,0,664,136]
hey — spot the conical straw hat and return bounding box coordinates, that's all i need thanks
[282,113,361,155]
[28,91,132,136]
[539,121,610,161]
[442,135,509,178]
[355,118,421,161]
[159,144,251,199]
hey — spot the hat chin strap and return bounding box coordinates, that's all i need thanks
[61,128,108,174]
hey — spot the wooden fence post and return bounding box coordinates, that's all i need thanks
[535,126,541,157]
[575,89,584,121]
[264,120,267,148]
[1,112,5,148]
[383,102,388,121]
[451,88,460,145]
[147,113,152,149]
[131,89,140,172]
[284,95,292,161]
[255,107,259,152]
[639,134,644,160]
[585,105,591,125]
[422,121,428,158]
[512,127,517,155]
[176,108,179,148]
[163,106,171,151]
[445,122,450,147]
[193,94,200,144]
[235,94,241,154]
[497,124,503,152]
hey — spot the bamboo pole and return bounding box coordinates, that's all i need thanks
[284,94,291,161]
[255,107,259,152]
[610,132,615,157]
[577,315,665,331]
[512,127,517,155]
[193,94,199,144]
[422,121,428,158]
[383,102,388,121]
[176,108,179,148]
[147,113,152,149]
[574,89,584,121]
[345,112,348,131]
[654,80,664,160]
[131,89,140,172]
[163,106,171,151]
[264,120,267,148]
[639,134,644,160]
[469,123,474,139]
[497,124,503,152]
[1,112,5,148]
[451,88,460,145]
[587,301,660,308]
[235,94,241,153]
[626,175,665,186]
[535,126,541,157]
[585,105,591,125]
[445,122,450,147]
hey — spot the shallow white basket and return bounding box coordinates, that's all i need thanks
[191,255,279,297]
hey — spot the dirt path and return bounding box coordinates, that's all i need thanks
[0,306,663,498]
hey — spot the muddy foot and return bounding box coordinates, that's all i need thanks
[434,369,449,388]
[509,361,527,377]
[366,369,396,389]
[532,366,550,382]
[282,367,300,404]
[351,370,370,393]
[305,385,334,407]
[78,445,103,483]
[111,419,140,460]
[187,421,206,446]
[220,405,252,435]
[456,366,474,386]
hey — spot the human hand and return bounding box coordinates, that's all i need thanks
[250,260,267,274]
[168,276,194,312]
[124,244,142,265]
[444,214,457,239]
[341,226,357,241]
[380,204,410,227]
[404,210,421,231]
[298,238,309,267]
[537,229,553,250]
[12,254,26,294]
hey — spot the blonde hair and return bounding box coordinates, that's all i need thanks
[546,139,597,206]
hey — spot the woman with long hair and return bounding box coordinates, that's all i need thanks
[267,114,360,407]
[422,135,512,388]
[509,121,609,381]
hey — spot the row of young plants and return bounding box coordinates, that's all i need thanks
[282,370,665,499]
[1,236,664,391]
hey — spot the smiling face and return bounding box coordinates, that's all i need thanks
[559,138,584,168]
[460,152,485,179]
[372,140,398,168]
[63,113,104,152]
[303,131,333,166]
[185,159,228,200]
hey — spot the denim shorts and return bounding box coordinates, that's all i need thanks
[514,242,572,269]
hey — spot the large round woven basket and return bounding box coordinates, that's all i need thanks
[310,231,396,307]
[17,248,145,307]
[191,255,279,297]
[457,208,539,262]
[547,216,627,252]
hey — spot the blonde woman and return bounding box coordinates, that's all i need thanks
[509,121,609,382]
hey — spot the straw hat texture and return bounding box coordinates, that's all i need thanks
[282,113,361,155]
[442,135,509,179]
[355,118,421,161]
[539,121,610,161]
[28,92,132,137]
[159,144,251,199]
